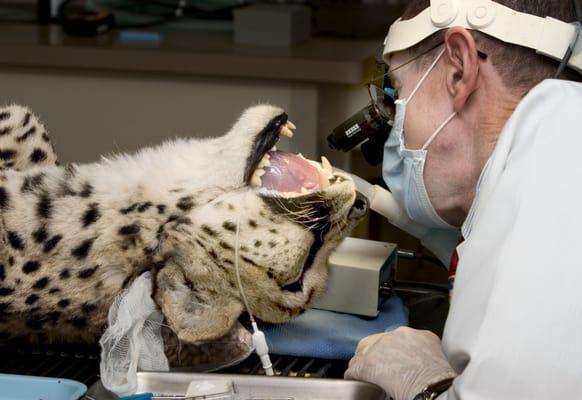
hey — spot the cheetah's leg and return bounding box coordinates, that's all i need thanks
[0,104,59,171]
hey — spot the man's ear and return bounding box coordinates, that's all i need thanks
[444,27,481,111]
[155,262,243,344]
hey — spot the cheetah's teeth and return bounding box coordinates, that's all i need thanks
[251,167,265,187]
[258,154,271,168]
[286,121,297,130]
[297,153,306,160]
[251,175,262,187]
[279,126,294,138]
[321,156,333,174]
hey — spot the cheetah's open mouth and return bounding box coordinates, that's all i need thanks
[244,114,333,196]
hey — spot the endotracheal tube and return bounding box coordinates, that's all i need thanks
[234,214,274,376]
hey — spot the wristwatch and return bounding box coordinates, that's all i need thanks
[412,377,455,400]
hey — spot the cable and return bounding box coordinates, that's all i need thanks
[234,213,274,377]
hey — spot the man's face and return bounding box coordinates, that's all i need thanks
[387,49,470,226]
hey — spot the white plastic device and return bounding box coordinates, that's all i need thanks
[345,171,460,265]
[383,0,582,74]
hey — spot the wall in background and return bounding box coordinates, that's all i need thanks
[0,68,320,164]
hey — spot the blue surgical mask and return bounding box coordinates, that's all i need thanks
[382,48,457,229]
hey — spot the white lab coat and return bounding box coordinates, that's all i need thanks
[440,79,582,399]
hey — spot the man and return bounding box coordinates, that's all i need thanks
[345,1,582,399]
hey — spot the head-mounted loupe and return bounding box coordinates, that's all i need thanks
[327,76,397,165]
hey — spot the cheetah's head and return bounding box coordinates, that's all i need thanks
[156,105,368,344]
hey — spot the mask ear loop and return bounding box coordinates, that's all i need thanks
[422,111,457,151]
[234,214,274,376]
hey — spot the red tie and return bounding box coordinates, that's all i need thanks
[448,237,464,292]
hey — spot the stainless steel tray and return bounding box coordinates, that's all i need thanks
[86,372,387,400]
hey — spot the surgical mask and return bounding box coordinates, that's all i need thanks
[382,48,456,229]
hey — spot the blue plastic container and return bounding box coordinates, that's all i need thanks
[0,374,87,400]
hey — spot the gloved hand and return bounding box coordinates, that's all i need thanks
[345,327,456,400]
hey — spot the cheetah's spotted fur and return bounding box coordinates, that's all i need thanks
[0,104,366,366]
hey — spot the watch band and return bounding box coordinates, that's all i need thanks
[413,377,455,400]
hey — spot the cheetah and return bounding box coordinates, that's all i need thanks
[0,103,367,367]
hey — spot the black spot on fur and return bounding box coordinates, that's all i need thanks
[26,318,44,330]
[254,240,262,247]
[32,226,48,243]
[21,112,31,126]
[120,203,138,214]
[32,277,49,290]
[0,265,4,281]
[0,111,9,121]
[48,287,61,294]
[0,187,9,209]
[0,287,14,296]
[269,229,278,234]
[222,221,236,232]
[267,270,275,279]
[68,317,87,329]
[82,203,101,227]
[201,225,217,237]
[8,257,14,266]
[119,224,140,235]
[57,299,70,308]
[0,127,11,136]
[59,269,70,279]
[268,241,277,248]
[41,132,50,142]
[22,261,40,274]
[77,265,98,279]
[219,241,233,250]
[36,193,52,219]
[81,303,97,314]
[241,256,260,268]
[176,196,195,211]
[7,231,24,250]
[156,204,166,214]
[21,173,45,193]
[0,149,16,160]
[29,149,47,163]
[248,220,258,228]
[43,234,62,253]
[228,204,235,211]
[137,202,152,212]
[79,183,93,198]
[25,294,39,305]
[16,126,36,142]
[71,238,95,259]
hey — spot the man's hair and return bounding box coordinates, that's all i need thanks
[400,0,582,92]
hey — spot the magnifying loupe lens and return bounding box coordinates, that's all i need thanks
[327,102,393,152]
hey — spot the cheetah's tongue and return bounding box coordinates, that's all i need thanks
[259,151,320,193]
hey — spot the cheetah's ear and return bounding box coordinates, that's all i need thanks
[155,263,243,344]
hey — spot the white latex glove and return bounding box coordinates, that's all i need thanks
[345,327,456,400]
